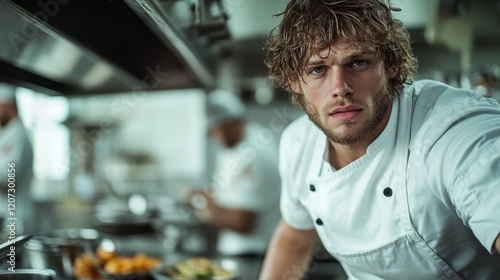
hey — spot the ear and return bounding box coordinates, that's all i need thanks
[387,65,398,79]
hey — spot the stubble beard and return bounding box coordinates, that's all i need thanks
[304,82,393,145]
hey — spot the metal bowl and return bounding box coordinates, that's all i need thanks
[151,258,240,280]
[0,269,56,280]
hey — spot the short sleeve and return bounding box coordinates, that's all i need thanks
[279,125,315,230]
[465,137,500,253]
[421,98,500,253]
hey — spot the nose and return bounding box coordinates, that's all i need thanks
[329,67,352,98]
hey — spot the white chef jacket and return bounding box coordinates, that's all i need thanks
[212,122,281,255]
[279,80,500,279]
[0,118,34,234]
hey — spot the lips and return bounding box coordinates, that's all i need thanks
[329,105,363,121]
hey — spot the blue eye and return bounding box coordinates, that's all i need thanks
[351,60,367,68]
[310,67,324,74]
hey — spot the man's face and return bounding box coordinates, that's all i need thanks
[208,120,242,148]
[293,40,395,146]
[209,125,227,146]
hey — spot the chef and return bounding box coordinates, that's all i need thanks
[189,89,281,260]
[259,0,500,279]
[0,82,34,234]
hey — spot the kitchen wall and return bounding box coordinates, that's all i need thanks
[12,85,304,232]
[23,86,303,198]
[19,89,207,204]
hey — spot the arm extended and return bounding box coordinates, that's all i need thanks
[193,192,256,234]
[259,220,317,279]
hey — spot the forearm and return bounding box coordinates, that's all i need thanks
[259,220,317,280]
[190,192,257,234]
[204,206,256,234]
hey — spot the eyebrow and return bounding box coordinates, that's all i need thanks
[306,51,373,67]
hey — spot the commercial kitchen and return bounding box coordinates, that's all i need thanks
[0,0,499,279]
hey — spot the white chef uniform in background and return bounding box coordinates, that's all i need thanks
[0,82,35,235]
[212,121,281,255]
[200,89,282,256]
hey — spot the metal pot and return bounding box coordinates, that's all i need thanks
[0,269,56,280]
[23,229,100,278]
[24,236,78,278]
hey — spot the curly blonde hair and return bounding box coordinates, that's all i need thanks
[265,0,418,109]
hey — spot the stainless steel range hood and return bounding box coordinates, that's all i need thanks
[4,0,498,97]
[0,0,220,96]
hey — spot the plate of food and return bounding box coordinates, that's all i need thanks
[74,246,162,280]
[151,257,239,280]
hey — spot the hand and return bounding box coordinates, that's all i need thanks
[188,190,257,233]
[190,191,217,223]
[190,192,208,210]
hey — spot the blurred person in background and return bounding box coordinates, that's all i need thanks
[188,89,281,261]
[0,82,34,234]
